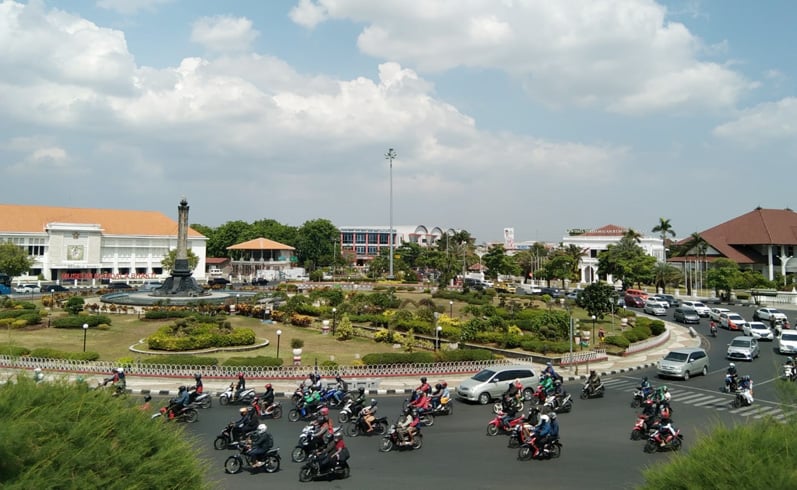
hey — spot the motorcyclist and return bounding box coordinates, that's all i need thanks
[542,361,563,383]
[505,378,522,399]
[409,389,431,412]
[166,386,190,419]
[309,373,323,392]
[709,320,718,335]
[500,393,520,429]
[247,423,274,468]
[547,379,567,410]
[739,375,754,405]
[261,383,275,412]
[188,373,203,403]
[430,383,444,408]
[639,376,653,399]
[396,407,418,445]
[586,370,603,395]
[655,408,677,447]
[640,399,660,432]
[138,394,152,412]
[103,368,125,394]
[349,387,366,415]
[531,411,552,458]
[653,385,671,412]
[233,372,246,401]
[548,411,560,445]
[325,430,349,471]
[332,376,348,404]
[302,388,322,415]
[439,381,451,408]
[539,373,555,396]
[360,399,378,432]
[312,414,332,446]
[231,406,258,441]
[725,363,739,391]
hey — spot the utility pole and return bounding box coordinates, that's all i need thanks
[385,148,397,279]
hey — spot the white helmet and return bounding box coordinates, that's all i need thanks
[117,368,124,374]
[34,368,42,373]
[538,414,550,425]
[729,363,735,368]
[257,424,267,433]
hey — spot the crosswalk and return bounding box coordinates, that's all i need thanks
[601,377,792,421]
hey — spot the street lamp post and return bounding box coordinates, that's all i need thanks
[385,148,397,280]
[82,323,89,352]
[332,307,338,336]
[449,300,453,318]
[591,315,597,347]
[276,329,282,359]
[436,325,443,352]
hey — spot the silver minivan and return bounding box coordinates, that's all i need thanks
[656,347,710,380]
[456,365,537,404]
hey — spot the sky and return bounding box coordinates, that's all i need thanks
[1,0,796,245]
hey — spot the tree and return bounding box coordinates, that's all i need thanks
[335,314,354,341]
[0,376,210,488]
[160,248,199,272]
[706,258,741,300]
[294,219,339,270]
[482,244,519,279]
[577,282,616,320]
[64,296,85,315]
[0,242,34,277]
[654,262,683,293]
[597,233,656,289]
[651,218,676,251]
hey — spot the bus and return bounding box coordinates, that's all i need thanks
[0,273,11,295]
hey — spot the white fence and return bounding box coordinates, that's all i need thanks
[625,327,670,355]
[559,349,607,366]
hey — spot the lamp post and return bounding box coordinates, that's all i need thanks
[449,300,453,318]
[276,329,282,359]
[385,148,397,279]
[561,299,575,374]
[436,325,443,352]
[332,307,338,336]
[82,323,89,352]
[591,315,597,348]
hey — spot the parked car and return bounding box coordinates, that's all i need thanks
[538,287,563,298]
[643,300,667,316]
[680,301,710,317]
[41,284,69,293]
[776,331,797,355]
[726,336,760,361]
[208,277,231,287]
[656,347,710,380]
[743,321,775,341]
[494,283,517,294]
[14,284,41,294]
[516,284,542,295]
[107,282,133,290]
[624,294,646,308]
[650,295,672,308]
[251,278,270,286]
[655,294,678,307]
[709,307,731,322]
[720,312,747,331]
[753,307,788,322]
[674,306,700,324]
[456,365,537,404]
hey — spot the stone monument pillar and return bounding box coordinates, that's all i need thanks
[154,197,206,297]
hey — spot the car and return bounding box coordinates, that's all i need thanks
[674,306,700,324]
[720,312,747,331]
[650,295,672,308]
[680,301,710,317]
[456,365,537,404]
[726,336,760,361]
[743,321,775,341]
[251,278,270,286]
[709,307,731,322]
[538,287,563,298]
[656,294,679,307]
[107,282,133,290]
[463,278,486,290]
[643,300,667,316]
[14,284,41,294]
[565,289,582,300]
[516,284,542,295]
[41,284,69,293]
[776,331,797,355]
[494,283,517,294]
[208,277,231,287]
[624,294,646,308]
[656,347,710,380]
[753,307,788,322]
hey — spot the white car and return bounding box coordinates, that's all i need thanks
[753,307,788,322]
[681,301,710,317]
[709,307,731,322]
[643,300,667,316]
[777,331,797,355]
[743,321,775,341]
[14,284,40,294]
[720,312,748,331]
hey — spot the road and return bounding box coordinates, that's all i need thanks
[175,303,792,489]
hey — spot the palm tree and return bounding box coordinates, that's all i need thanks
[562,244,587,286]
[652,218,676,253]
[623,228,642,243]
[681,232,708,296]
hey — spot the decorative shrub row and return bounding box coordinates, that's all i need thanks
[437,349,494,362]
[139,355,219,366]
[0,315,38,329]
[147,327,256,351]
[623,324,653,343]
[0,344,31,356]
[289,313,314,326]
[519,339,571,354]
[143,310,195,320]
[222,356,284,367]
[432,289,494,305]
[361,352,436,365]
[0,308,38,319]
[28,348,100,361]
[52,315,112,328]
[604,335,630,348]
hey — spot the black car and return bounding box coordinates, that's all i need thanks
[251,278,269,286]
[538,287,563,298]
[41,285,69,292]
[208,277,230,286]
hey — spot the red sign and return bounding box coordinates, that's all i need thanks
[61,273,158,280]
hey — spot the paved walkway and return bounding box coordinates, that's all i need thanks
[1,323,700,397]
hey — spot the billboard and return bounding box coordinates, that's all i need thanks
[503,227,515,250]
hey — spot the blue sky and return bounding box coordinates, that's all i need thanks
[1,0,796,244]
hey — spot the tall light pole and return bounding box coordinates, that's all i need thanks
[385,148,397,279]
[332,307,338,336]
[591,315,597,348]
[449,300,454,318]
[276,329,282,359]
[434,312,440,351]
[82,323,89,352]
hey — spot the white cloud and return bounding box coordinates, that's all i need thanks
[191,15,260,53]
[96,0,174,15]
[291,0,752,114]
[289,0,329,29]
[713,97,797,147]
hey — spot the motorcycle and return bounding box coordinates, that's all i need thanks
[345,414,388,437]
[580,381,605,399]
[493,398,524,414]
[710,323,718,337]
[379,424,423,452]
[643,429,683,453]
[507,409,539,448]
[543,393,573,413]
[337,398,364,424]
[298,449,350,482]
[219,384,257,406]
[486,411,526,436]
[252,397,283,419]
[731,389,754,408]
[224,441,281,474]
[782,363,796,382]
[431,396,454,416]
[288,402,324,423]
[151,403,199,423]
[630,388,648,408]
[518,437,562,460]
[402,399,435,427]
[187,387,212,409]
[214,422,250,450]
[530,385,548,406]
[291,424,330,463]
[721,375,739,394]
[630,414,659,441]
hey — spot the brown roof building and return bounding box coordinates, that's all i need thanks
[226,237,297,280]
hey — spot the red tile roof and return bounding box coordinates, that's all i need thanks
[227,237,295,251]
[0,204,204,237]
[206,257,230,265]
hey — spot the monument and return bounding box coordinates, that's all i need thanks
[153,197,206,297]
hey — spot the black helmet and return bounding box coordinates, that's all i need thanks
[144,395,152,402]
[194,373,201,380]
[370,399,377,407]
[435,383,442,390]
[178,385,186,392]
[316,415,325,423]
[358,387,365,394]
[420,377,427,383]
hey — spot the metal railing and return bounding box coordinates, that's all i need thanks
[559,349,607,366]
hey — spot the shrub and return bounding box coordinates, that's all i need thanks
[146,318,255,351]
[64,296,85,315]
[438,349,494,361]
[139,355,219,366]
[360,352,436,365]
[0,343,31,356]
[28,348,100,361]
[605,335,630,348]
[335,314,354,341]
[143,309,194,320]
[52,315,112,328]
[222,356,284,367]
[519,339,571,354]
[290,338,304,349]
[649,320,666,336]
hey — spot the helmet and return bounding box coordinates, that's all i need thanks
[320,406,329,416]
[144,395,152,402]
[178,385,186,392]
[642,376,648,382]
[247,406,255,413]
[117,368,124,374]
[334,431,343,440]
[34,368,42,373]
[541,405,552,415]
[549,412,557,421]
[370,399,377,407]
[590,370,596,376]
[316,415,326,424]
[546,361,552,367]
[404,406,413,415]
[435,383,442,391]
[239,407,248,415]
[257,424,267,433]
[743,375,751,381]
[514,378,520,385]
[662,385,668,392]
[420,377,427,383]
[539,414,550,424]
[237,372,244,378]
[358,387,365,394]
[265,383,272,389]
[194,373,201,380]
[442,381,447,388]
[729,363,735,368]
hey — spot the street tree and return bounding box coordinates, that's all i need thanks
[482,244,520,279]
[160,248,199,272]
[0,242,34,277]
[651,217,676,251]
[706,258,742,300]
[654,262,683,294]
[577,282,616,320]
[597,233,656,289]
[294,219,339,270]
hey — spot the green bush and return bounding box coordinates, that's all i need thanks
[52,315,112,328]
[649,320,666,335]
[28,348,100,361]
[519,339,571,354]
[143,309,194,320]
[438,349,494,361]
[361,352,436,365]
[0,344,31,356]
[605,335,630,348]
[0,309,38,320]
[146,320,256,351]
[139,355,219,366]
[222,356,284,367]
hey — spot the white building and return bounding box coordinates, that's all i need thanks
[0,204,207,285]
[338,225,457,265]
[562,224,665,285]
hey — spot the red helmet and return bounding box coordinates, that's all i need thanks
[237,372,244,378]
[320,406,329,416]
[265,383,272,389]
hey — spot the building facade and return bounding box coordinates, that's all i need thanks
[338,225,457,265]
[0,204,207,285]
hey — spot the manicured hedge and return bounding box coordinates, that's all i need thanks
[28,348,100,361]
[649,320,666,336]
[143,309,194,320]
[361,352,436,365]
[139,355,219,366]
[0,344,31,356]
[520,339,571,354]
[605,335,630,348]
[52,315,112,328]
[438,349,494,361]
[0,308,38,319]
[222,356,284,367]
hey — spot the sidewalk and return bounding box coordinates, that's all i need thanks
[1,324,700,397]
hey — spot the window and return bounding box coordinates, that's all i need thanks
[355,246,365,254]
[368,233,378,243]
[355,233,366,244]
[379,233,390,244]
[367,246,377,255]
[342,233,354,244]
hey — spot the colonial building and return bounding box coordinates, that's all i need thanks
[338,225,456,265]
[226,237,297,280]
[0,204,207,285]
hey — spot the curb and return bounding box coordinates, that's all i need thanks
[127,388,417,397]
[562,362,659,382]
